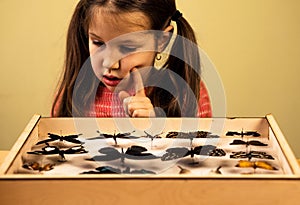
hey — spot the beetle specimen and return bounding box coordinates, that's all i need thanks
[36,133,83,145]
[28,143,88,162]
[230,151,274,160]
[87,130,138,146]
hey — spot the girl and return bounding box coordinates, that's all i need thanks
[52,0,212,118]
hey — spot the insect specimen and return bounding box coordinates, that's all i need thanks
[22,162,54,172]
[166,131,219,139]
[230,151,274,160]
[230,139,268,147]
[143,131,162,149]
[177,166,191,174]
[165,131,219,148]
[236,160,277,171]
[123,167,156,174]
[87,145,158,164]
[161,145,219,161]
[81,166,120,174]
[209,148,226,157]
[81,166,156,175]
[87,130,138,146]
[28,143,88,162]
[210,166,222,175]
[36,133,83,145]
[226,130,260,138]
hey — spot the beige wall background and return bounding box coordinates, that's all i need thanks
[0,0,299,157]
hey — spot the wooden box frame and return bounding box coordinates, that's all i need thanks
[0,114,299,205]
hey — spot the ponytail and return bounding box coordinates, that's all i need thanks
[161,14,201,117]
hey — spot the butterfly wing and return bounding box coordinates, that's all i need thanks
[226,131,240,136]
[248,140,268,146]
[161,147,189,161]
[235,160,255,168]
[125,145,158,160]
[89,147,121,161]
[244,131,261,137]
[230,139,247,145]
[165,132,179,138]
[64,134,83,144]
[193,145,217,156]
[96,166,121,174]
[255,161,277,170]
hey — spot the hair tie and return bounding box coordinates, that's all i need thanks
[171,10,183,21]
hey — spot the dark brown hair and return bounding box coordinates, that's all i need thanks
[52,0,200,117]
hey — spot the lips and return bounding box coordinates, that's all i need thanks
[102,75,122,87]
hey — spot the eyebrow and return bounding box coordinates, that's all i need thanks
[88,32,146,45]
[88,32,103,40]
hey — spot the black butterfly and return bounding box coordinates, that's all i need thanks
[230,150,274,160]
[166,131,219,139]
[87,145,159,163]
[87,131,138,146]
[161,145,219,161]
[81,166,156,175]
[36,133,83,145]
[226,130,260,137]
[230,139,268,147]
[28,143,88,162]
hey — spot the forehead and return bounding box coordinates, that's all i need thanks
[89,7,151,41]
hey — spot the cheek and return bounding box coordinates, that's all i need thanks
[122,52,156,70]
[89,41,98,56]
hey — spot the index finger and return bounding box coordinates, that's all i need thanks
[131,68,146,97]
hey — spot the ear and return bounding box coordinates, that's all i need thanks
[157,25,174,52]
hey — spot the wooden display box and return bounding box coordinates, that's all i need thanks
[0,114,299,205]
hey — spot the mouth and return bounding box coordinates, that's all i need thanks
[102,75,122,87]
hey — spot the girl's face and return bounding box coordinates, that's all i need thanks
[88,8,157,92]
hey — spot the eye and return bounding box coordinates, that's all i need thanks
[119,45,137,54]
[92,40,105,47]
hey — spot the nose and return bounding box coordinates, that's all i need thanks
[102,48,120,70]
[109,61,120,70]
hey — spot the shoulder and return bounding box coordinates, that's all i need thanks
[198,81,212,117]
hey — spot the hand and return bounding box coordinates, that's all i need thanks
[119,68,155,117]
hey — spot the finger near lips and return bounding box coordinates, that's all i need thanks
[118,68,156,117]
[127,100,153,113]
[131,67,146,97]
